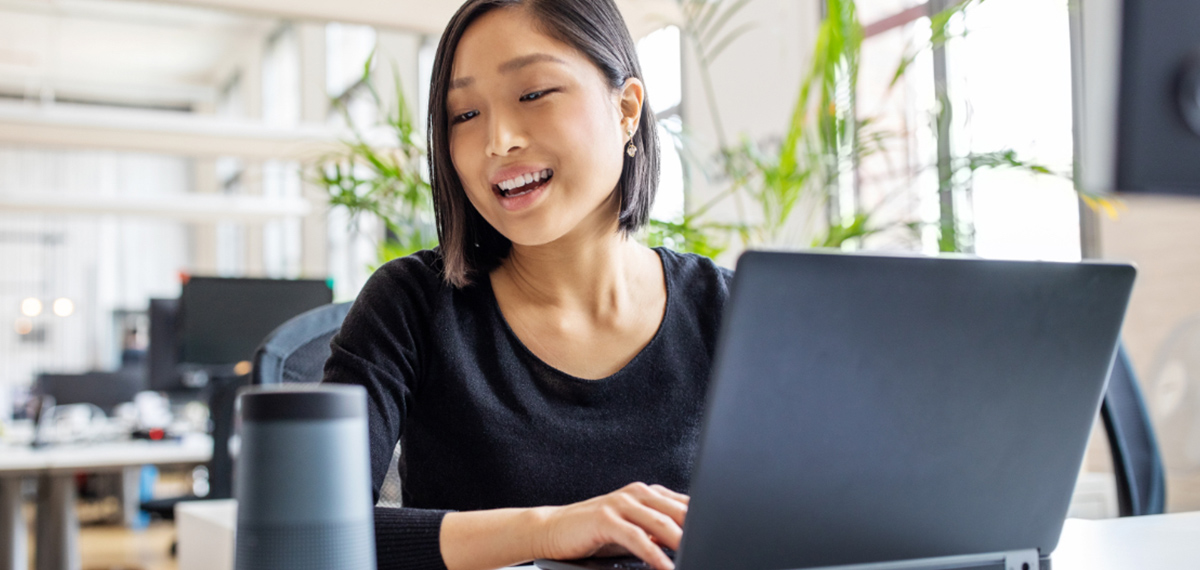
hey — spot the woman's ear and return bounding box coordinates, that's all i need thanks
[618,77,645,134]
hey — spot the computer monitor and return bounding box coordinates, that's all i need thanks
[178,277,333,366]
[1074,0,1200,196]
[1116,0,1200,195]
[36,372,143,414]
[147,298,182,392]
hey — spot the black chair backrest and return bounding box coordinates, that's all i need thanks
[1101,344,1167,516]
[252,302,352,385]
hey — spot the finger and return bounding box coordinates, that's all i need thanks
[648,485,691,505]
[617,496,684,551]
[624,483,687,510]
[626,486,688,527]
[611,520,675,570]
[642,493,688,528]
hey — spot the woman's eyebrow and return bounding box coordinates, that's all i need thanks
[450,53,567,91]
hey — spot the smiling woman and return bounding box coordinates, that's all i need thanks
[321,2,733,570]
[429,0,661,288]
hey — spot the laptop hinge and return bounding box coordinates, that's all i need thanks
[799,548,1040,570]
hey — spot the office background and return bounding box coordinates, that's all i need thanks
[1,0,1199,564]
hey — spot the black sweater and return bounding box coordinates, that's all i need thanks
[323,247,733,570]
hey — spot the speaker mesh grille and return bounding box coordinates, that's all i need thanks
[235,521,373,570]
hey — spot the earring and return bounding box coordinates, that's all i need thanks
[626,128,637,158]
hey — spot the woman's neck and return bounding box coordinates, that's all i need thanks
[497,222,651,317]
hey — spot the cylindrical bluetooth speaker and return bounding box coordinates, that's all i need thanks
[234,384,376,570]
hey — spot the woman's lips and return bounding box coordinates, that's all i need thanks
[495,177,550,212]
[491,168,553,212]
[494,169,553,197]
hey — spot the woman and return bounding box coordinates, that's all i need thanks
[324,1,732,569]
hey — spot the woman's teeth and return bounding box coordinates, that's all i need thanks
[497,169,553,197]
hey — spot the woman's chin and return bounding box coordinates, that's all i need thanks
[497,227,565,249]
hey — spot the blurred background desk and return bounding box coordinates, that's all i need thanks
[0,435,212,570]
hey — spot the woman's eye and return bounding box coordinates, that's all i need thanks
[520,89,555,102]
[451,110,478,124]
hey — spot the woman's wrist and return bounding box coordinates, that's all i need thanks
[441,506,559,570]
[523,506,557,561]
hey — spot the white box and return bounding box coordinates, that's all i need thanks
[176,499,236,570]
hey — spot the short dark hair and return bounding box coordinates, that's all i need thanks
[428,0,660,288]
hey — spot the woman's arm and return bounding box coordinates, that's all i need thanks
[440,483,688,570]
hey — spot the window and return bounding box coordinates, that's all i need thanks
[263,25,301,128]
[952,0,1079,261]
[326,22,378,129]
[637,26,685,223]
[856,0,1079,260]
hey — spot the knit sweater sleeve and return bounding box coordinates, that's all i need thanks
[323,251,451,570]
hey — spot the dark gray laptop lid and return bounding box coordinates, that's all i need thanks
[677,251,1135,570]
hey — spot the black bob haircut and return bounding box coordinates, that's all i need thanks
[428,0,660,288]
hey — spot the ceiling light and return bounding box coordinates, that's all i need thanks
[14,318,33,335]
[20,298,42,317]
[53,298,74,317]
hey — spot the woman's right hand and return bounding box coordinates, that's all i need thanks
[440,482,689,570]
[531,482,690,570]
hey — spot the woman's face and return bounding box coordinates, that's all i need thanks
[446,7,641,248]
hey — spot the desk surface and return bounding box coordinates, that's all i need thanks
[0,434,212,475]
[1051,510,1200,569]
[174,506,1200,570]
[503,513,1200,570]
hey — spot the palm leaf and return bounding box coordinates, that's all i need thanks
[700,0,755,47]
[703,22,756,64]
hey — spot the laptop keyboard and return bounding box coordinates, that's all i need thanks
[582,550,675,569]
[595,561,652,569]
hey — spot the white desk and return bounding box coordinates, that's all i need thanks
[0,434,212,570]
[177,506,1200,570]
[1052,511,1200,569]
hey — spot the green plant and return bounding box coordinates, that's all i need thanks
[658,0,1112,257]
[315,54,437,268]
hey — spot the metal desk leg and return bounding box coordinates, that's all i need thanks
[35,473,79,570]
[0,476,27,570]
[121,466,140,528]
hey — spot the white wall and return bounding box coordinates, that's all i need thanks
[680,0,821,262]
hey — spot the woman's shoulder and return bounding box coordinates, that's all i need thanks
[370,248,447,288]
[361,248,478,302]
[348,249,456,327]
[656,247,734,287]
[655,247,734,305]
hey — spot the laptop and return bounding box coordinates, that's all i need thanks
[536,251,1136,570]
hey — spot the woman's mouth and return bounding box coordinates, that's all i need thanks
[494,168,553,198]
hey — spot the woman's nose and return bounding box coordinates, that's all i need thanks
[485,112,527,156]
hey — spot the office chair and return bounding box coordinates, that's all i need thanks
[252,302,353,385]
[1100,344,1167,516]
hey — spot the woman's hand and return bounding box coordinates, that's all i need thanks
[440,483,689,570]
[532,482,690,570]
